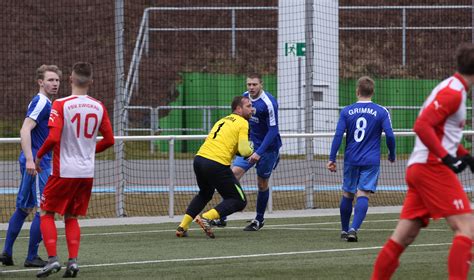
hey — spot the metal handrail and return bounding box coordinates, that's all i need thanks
[339,5,472,66]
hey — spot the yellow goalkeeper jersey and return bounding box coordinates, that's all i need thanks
[197,113,253,166]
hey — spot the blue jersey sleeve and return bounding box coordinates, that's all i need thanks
[255,98,280,155]
[26,95,47,122]
[329,111,346,162]
[382,111,396,161]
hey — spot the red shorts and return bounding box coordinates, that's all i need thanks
[40,175,94,216]
[400,163,472,227]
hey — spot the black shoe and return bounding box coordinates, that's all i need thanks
[347,229,358,242]
[194,215,215,239]
[0,252,14,266]
[25,256,48,267]
[36,258,61,278]
[243,219,264,231]
[210,219,227,228]
[340,231,348,241]
[62,260,79,278]
[176,226,188,237]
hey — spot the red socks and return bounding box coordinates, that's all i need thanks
[40,214,57,257]
[65,218,81,259]
[448,235,472,280]
[40,215,81,259]
[371,239,405,280]
[372,235,472,280]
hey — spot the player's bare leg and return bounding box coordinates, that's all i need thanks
[232,166,246,180]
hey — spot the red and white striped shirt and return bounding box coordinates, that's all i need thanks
[408,73,469,166]
[37,95,114,178]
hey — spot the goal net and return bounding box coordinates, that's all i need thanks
[0,1,473,221]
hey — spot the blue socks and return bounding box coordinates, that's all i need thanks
[3,209,28,256]
[27,212,42,261]
[351,196,369,231]
[255,189,269,223]
[339,196,353,232]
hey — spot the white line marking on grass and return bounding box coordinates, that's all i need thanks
[0,218,447,241]
[272,227,449,232]
[0,242,452,274]
[265,219,400,227]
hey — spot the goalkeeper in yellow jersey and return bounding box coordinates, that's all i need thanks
[176,96,254,238]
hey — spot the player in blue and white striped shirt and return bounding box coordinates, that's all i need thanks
[327,76,395,242]
[213,73,282,231]
[0,65,61,267]
[235,73,281,231]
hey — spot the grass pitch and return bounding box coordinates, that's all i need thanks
[0,213,470,279]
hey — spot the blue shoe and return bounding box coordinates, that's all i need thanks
[347,229,358,242]
[243,219,264,231]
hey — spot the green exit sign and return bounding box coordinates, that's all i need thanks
[285,42,305,56]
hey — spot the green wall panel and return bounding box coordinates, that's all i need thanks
[160,74,470,154]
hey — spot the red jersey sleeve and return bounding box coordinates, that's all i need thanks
[456,144,469,157]
[37,101,64,159]
[96,105,114,153]
[413,88,463,159]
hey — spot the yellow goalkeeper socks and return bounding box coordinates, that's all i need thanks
[179,214,193,231]
[202,209,220,220]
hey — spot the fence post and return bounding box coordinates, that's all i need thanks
[150,107,157,154]
[304,0,315,209]
[305,172,314,209]
[402,8,407,66]
[267,178,273,213]
[231,8,236,58]
[114,0,125,217]
[168,138,175,218]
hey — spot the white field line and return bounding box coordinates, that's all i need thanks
[0,218,449,241]
[1,242,452,274]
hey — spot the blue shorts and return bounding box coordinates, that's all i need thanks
[233,150,280,179]
[16,165,50,209]
[342,164,380,194]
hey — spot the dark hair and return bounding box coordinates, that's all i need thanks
[247,73,262,83]
[357,76,375,97]
[456,43,474,75]
[72,62,93,87]
[36,65,62,80]
[231,96,249,112]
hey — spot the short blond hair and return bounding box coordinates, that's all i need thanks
[357,76,375,97]
[36,65,62,80]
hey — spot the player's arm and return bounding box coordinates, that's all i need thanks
[238,122,253,158]
[20,118,38,175]
[35,126,61,173]
[382,110,396,162]
[254,101,279,156]
[413,89,462,159]
[96,106,115,153]
[328,112,346,172]
[35,101,63,172]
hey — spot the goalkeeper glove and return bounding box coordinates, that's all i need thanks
[441,154,467,174]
